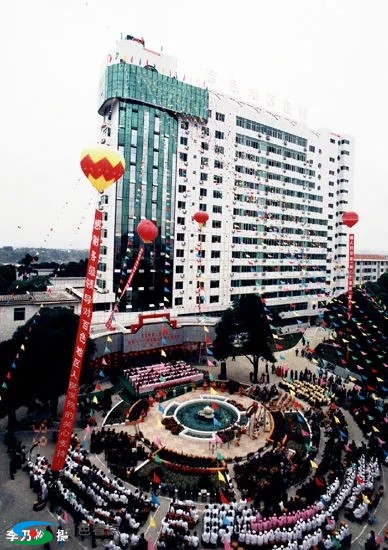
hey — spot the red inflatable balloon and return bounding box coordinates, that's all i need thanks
[193,211,209,226]
[137,219,158,243]
[342,211,359,228]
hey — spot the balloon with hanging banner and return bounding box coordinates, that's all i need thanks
[51,146,125,472]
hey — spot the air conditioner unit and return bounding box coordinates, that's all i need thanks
[185,146,189,150]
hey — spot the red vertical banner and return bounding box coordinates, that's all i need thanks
[105,246,144,329]
[347,233,355,321]
[52,209,103,471]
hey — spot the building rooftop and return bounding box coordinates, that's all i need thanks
[355,254,388,261]
[0,290,80,306]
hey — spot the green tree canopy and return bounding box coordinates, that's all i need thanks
[8,275,51,294]
[213,294,276,383]
[0,307,95,420]
[17,252,39,279]
[0,264,16,294]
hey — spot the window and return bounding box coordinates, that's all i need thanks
[181,121,189,130]
[330,138,335,144]
[213,205,222,214]
[180,136,188,145]
[214,159,223,169]
[329,157,335,162]
[210,296,219,303]
[177,201,186,209]
[178,168,187,177]
[14,307,25,321]
[175,297,183,306]
[215,130,224,139]
[175,281,183,289]
[212,220,221,228]
[213,190,222,199]
[214,175,223,184]
[210,280,220,288]
[201,157,208,166]
[211,251,221,258]
[201,141,209,151]
[200,172,208,182]
[212,235,221,243]
[178,185,186,193]
[175,265,184,273]
[216,112,225,121]
[211,265,220,273]
[200,188,207,197]
[177,216,185,225]
[201,126,210,136]
[208,110,212,118]
[176,249,184,257]
[179,152,188,161]
[215,145,224,154]
[176,233,185,241]
[309,145,315,152]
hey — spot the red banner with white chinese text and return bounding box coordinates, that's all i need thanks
[105,245,144,329]
[52,209,103,471]
[347,233,355,321]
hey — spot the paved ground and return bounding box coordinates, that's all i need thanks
[0,326,387,548]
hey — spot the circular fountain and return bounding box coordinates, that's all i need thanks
[172,397,247,440]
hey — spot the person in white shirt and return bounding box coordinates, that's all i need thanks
[189,531,200,548]
[202,528,210,546]
[209,529,218,548]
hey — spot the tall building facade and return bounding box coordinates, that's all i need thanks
[96,35,354,331]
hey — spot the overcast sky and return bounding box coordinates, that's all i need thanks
[0,0,387,254]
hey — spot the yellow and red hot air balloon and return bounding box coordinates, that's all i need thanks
[80,146,125,192]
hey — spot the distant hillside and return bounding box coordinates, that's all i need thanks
[0,247,88,264]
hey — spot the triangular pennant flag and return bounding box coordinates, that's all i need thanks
[218,470,226,482]
[219,491,230,505]
[149,515,156,528]
[92,396,98,404]
[152,472,161,484]
[154,453,162,463]
[99,370,105,378]
[210,387,218,395]
[216,450,224,460]
[107,336,112,342]
[161,350,167,357]
[310,460,318,468]
[157,403,165,413]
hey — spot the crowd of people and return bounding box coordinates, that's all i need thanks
[123,361,203,394]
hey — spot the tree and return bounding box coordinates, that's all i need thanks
[17,253,39,280]
[0,307,95,422]
[0,264,16,294]
[8,275,51,294]
[51,260,87,278]
[213,294,275,383]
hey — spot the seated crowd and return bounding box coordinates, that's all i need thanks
[279,379,331,407]
[155,500,200,549]
[25,435,151,546]
[90,428,148,480]
[123,361,203,393]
